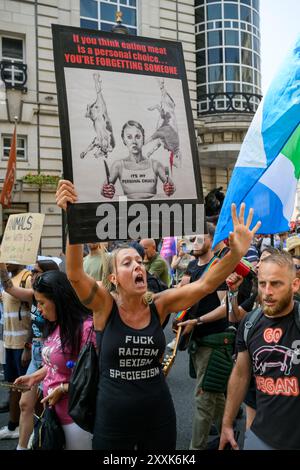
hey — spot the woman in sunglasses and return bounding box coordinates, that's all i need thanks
[0,258,59,449]
[15,270,96,450]
[55,179,260,450]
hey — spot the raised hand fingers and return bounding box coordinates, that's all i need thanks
[58,180,77,197]
[56,180,78,210]
[245,207,253,228]
[231,203,238,227]
[251,219,261,236]
[238,202,245,225]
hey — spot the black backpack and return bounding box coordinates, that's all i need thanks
[243,301,300,346]
[147,272,168,294]
[146,272,170,328]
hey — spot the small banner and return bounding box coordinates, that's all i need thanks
[0,213,45,265]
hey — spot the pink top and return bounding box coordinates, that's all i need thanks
[42,317,96,425]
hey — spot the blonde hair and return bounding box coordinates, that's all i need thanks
[101,244,154,305]
[177,238,185,250]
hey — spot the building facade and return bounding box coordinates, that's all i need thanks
[0,0,261,254]
[195,0,262,196]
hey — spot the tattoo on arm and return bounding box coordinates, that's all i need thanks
[81,282,99,306]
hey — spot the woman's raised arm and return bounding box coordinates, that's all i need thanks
[155,203,261,318]
[56,180,113,320]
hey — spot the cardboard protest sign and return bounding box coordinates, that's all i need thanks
[0,213,45,265]
[52,24,204,243]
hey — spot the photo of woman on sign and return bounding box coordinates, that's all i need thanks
[64,69,198,204]
[101,120,175,200]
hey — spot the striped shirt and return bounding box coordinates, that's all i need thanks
[3,269,32,349]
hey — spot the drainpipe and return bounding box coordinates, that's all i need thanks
[35,0,42,252]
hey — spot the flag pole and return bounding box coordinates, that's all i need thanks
[0,117,17,209]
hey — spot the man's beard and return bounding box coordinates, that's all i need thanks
[260,288,293,317]
[193,246,210,258]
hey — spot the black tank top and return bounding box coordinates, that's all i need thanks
[94,300,176,438]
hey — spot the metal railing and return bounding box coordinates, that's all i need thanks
[0,60,27,91]
[198,92,263,115]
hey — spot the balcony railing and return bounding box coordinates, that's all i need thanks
[0,60,27,91]
[198,92,263,115]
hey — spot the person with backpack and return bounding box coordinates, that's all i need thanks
[140,238,171,287]
[0,263,32,439]
[0,259,59,449]
[226,246,279,431]
[219,251,300,450]
[15,271,96,450]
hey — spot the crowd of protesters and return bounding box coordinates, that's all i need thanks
[0,182,300,450]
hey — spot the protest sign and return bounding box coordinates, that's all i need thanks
[0,213,45,265]
[52,25,204,243]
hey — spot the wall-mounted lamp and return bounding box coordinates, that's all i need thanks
[6,88,23,122]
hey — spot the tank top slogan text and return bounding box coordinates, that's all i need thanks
[110,335,160,381]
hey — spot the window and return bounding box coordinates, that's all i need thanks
[196,33,205,50]
[209,83,224,94]
[224,3,238,19]
[225,30,239,46]
[80,0,97,17]
[253,11,259,28]
[2,135,27,161]
[226,82,241,93]
[81,19,98,30]
[242,83,254,93]
[242,66,253,83]
[80,0,138,34]
[101,2,118,22]
[207,31,222,48]
[226,64,240,81]
[241,48,252,66]
[208,65,224,82]
[241,32,252,49]
[254,70,261,87]
[253,36,260,53]
[197,85,207,96]
[253,53,260,70]
[207,4,221,21]
[241,0,251,5]
[195,6,204,24]
[0,37,25,88]
[253,0,259,11]
[240,5,251,23]
[197,67,206,84]
[208,48,223,65]
[225,47,240,63]
[196,50,206,67]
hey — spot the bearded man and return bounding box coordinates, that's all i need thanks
[219,251,300,450]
